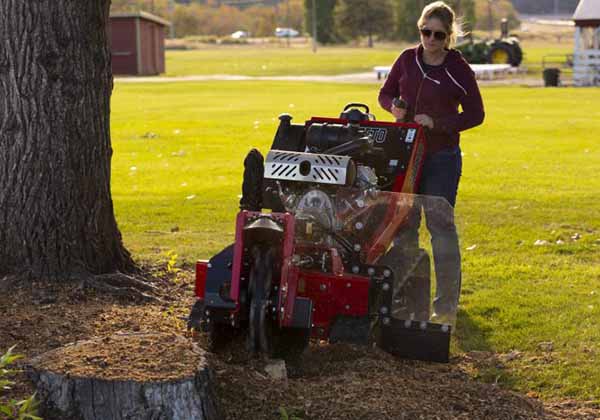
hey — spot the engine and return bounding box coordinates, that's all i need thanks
[240,103,427,271]
[264,149,379,255]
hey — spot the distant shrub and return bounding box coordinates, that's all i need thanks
[219,38,249,45]
[185,35,219,44]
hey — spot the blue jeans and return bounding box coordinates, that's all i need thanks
[395,146,462,317]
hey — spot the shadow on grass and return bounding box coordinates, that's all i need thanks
[453,308,520,390]
[454,308,494,352]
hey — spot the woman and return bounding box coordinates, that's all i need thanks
[378,1,484,323]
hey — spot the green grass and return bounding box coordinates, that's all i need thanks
[164,46,405,77]
[162,41,574,77]
[111,81,600,401]
[520,40,573,73]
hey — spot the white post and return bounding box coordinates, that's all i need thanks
[594,28,600,86]
[574,27,581,86]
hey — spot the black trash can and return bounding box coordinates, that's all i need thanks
[543,68,561,87]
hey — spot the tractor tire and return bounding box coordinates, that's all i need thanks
[510,42,523,67]
[488,41,522,67]
[488,42,514,65]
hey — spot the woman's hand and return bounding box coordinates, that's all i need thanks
[415,114,434,129]
[391,105,407,121]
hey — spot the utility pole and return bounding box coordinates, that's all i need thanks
[311,0,317,53]
[168,0,175,38]
[487,0,493,38]
[286,0,290,47]
[554,0,559,16]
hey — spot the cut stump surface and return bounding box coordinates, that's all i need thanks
[28,332,221,420]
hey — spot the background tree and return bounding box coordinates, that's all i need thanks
[447,0,477,33]
[394,0,513,42]
[474,0,519,32]
[335,0,394,47]
[511,0,579,14]
[284,0,306,34]
[392,0,423,41]
[0,1,140,290]
[304,0,339,44]
[246,5,278,37]
[111,0,169,15]
[172,3,205,36]
[462,0,477,34]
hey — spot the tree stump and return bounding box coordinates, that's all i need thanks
[28,333,221,420]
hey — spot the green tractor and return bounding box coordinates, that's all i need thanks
[456,19,523,67]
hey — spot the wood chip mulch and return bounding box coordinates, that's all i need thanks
[1,269,599,420]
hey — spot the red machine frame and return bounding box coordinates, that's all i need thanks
[194,118,428,340]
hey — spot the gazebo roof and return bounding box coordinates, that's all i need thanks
[573,0,600,26]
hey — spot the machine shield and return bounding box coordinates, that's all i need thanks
[281,187,460,329]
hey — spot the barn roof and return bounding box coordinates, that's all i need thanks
[573,0,600,25]
[110,11,171,27]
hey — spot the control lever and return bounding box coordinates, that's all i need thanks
[392,97,408,123]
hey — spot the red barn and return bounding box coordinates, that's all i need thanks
[109,12,170,76]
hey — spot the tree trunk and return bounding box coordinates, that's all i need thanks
[0,1,135,281]
[28,334,222,420]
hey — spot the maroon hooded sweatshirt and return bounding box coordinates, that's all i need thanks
[378,45,485,154]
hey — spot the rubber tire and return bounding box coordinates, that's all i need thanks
[510,42,523,67]
[488,42,514,65]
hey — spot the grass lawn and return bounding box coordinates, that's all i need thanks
[111,80,600,402]
[163,40,574,77]
[520,40,573,73]
[164,45,406,77]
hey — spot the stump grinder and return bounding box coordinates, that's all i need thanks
[188,104,458,363]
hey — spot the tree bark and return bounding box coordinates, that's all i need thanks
[31,368,221,420]
[0,1,135,281]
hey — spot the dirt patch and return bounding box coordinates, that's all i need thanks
[212,344,544,420]
[1,271,599,420]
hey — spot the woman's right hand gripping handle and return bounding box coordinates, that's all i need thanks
[391,97,408,122]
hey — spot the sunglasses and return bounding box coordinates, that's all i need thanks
[420,28,447,41]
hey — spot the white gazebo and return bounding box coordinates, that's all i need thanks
[573,0,600,86]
